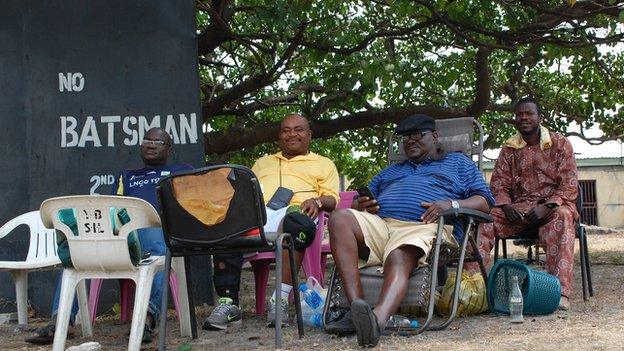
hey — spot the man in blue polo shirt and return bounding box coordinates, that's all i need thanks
[326,114,494,347]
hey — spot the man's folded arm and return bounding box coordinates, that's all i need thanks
[455,194,490,213]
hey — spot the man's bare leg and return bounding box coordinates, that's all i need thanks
[281,249,304,286]
[373,246,422,326]
[328,209,370,302]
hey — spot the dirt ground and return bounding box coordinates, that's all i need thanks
[2,231,623,351]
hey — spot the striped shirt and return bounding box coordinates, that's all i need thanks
[369,152,494,240]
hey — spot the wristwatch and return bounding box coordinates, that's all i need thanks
[314,198,323,210]
[450,200,460,209]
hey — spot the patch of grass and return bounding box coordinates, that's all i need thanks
[609,254,624,265]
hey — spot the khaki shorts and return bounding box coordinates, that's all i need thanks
[347,209,456,269]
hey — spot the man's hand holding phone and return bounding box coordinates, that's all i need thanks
[356,187,379,213]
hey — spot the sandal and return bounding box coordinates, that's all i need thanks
[25,323,74,345]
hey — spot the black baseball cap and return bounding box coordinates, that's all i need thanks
[282,212,316,250]
[395,114,436,135]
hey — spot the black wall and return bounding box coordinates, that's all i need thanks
[0,1,211,316]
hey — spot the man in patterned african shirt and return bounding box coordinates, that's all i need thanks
[477,96,578,310]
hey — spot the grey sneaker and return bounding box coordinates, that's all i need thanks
[266,295,289,328]
[202,297,242,330]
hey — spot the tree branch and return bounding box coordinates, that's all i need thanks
[197,1,236,56]
[466,47,492,117]
[204,105,466,154]
[202,23,308,119]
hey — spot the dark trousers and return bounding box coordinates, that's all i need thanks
[212,253,244,305]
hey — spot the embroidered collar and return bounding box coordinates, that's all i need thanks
[503,125,552,150]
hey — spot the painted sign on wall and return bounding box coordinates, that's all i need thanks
[0,0,208,315]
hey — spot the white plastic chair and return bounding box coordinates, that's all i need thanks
[40,195,189,351]
[0,211,61,325]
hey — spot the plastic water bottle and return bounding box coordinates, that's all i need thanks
[299,283,324,327]
[509,275,524,323]
[306,276,327,299]
[387,315,420,329]
[300,283,324,312]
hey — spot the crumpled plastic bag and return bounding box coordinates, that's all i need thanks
[436,271,488,317]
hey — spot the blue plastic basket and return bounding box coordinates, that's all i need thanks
[487,259,561,315]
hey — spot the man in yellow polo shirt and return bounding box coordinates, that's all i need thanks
[203,114,339,330]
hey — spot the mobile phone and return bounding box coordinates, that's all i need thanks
[357,187,375,200]
[267,186,294,210]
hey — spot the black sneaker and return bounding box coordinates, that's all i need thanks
[202,297,242,331]
[142,323,154,344]
[325,310,355,336]
[351,299,381,347]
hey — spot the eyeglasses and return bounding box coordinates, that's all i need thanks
[141,139,170,147]
[401,130,432,142]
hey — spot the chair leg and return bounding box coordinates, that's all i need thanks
[411,221,447,334]
[249,259,271,316]
[274,237,284,349]
[128,269,156,351]
[76,279,92,337]
[10,270,28,325]
[120,279,136,323]
[172,256,191,337]
[321,267,337,328]
[494,238,500,263]
[320,253,328,286]
[583,232,594,297]
[287,240,304,339]
[183,256,198,339]
[428,224,472,331]
[169,271,180,319]
[88,279,104,326]
[52,269,78,351]
[579,237,588,302]
[578,229,591,300]
[468,234,488,282]
[502,239,508,259]
[159,253,172,351]
[302,226,324,284]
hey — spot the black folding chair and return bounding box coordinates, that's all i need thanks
[156,165,304,349]
[494,185,594,301]
[323,117,493,335]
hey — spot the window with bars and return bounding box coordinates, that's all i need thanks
[579,180,597,226]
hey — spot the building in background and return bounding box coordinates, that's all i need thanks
[483,157,624,229]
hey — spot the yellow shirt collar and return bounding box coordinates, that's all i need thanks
[503,125,552,150]
[274,151,318,161]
